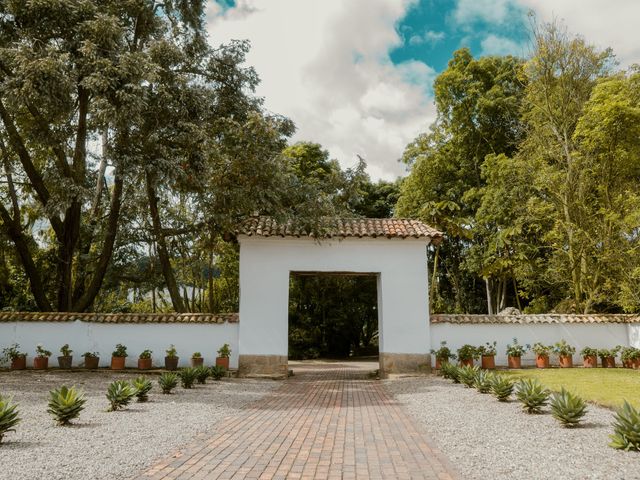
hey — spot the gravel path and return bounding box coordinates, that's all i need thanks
[385,375,640,480]
[0,370,279,480]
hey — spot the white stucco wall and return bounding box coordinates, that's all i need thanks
[238,236,430,358]
[431,323,632,366]
[0,321,239,368]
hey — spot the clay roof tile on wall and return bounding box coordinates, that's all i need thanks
[430,314,640,324]
[0,312,239,324]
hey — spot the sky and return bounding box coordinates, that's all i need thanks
[206,0,640,181]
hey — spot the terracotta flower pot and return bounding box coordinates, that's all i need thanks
[138,358,152,370]
[84,356,99,369]
[507,356,521,369]
[481,355,495,369]
[33,357,49,369]
[601,356,616,368]
[111,356,126,370]
[536,355,550,368]
[582,355,597,368]
[57,356,73,369]
[191,357,204,367]
[165,357,179,371]
[459,358,473,367]
[634,358,640,369]
[10,355,27,370]
[559,355,573,368]
[216,357,230,369]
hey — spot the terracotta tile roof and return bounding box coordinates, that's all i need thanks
[238,216,443,242]
[0,312,238,324]
[431,314,640,324]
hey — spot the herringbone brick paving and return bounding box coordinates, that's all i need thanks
[135,362,458,480]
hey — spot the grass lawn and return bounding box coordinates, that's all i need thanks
[501,368,640,409]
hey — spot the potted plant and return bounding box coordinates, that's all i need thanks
[191,352,204,367]
[216,343,231,369]
[57,344,73,369]
[34,344,52,369]
[478,341,497,369]
[598,347,620,368]
[580,347,598,368]
[505,338,529,369]
[165,344,179,371]
[1,343,27,370]
[430,341,455,369]
[553,339,575,368]
[456,344,478,367]
[138,349,153,370]
[532,343,552,368]
[111,344,127,370]
[83,352,100,369]
[620,347,640,369]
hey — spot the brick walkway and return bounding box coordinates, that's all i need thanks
[135,362,458,480]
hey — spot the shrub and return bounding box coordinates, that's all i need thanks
[515,379,549,413]
[457,344,479,362]
[158,373,178,394]
[491,375,514,401]
[106,380,136,411]
[598,347,620,360]
[138,349,152,360]
[610,401,640,451]
[83,351,98,358]
[478,341,497,357]
[166,344,178,358]
[0,395,20,444]
[473,370,494,393]
[1,343,26,363]
[179,368,197,388]
[532,343,552,356]
[505,338,529,357]
[457,365,479,388]
[47,385,86,425]
[35,344,52,358]
[59,344,73,357]
[210,365,227,381]
[133,377,153,402]
[580,347,598,357]
[430,341,455,362]
[217,344,231,358]
[112,344,128,358]
[192,352,202,358]
[440,363,460,382]
[550,388,587,427]
[620,347,640,362]
[553,339,576,356]
[195,366,209,384]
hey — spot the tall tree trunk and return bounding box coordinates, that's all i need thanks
[485,278,494,315]
[145,173,186,312]
[429,244,440,313]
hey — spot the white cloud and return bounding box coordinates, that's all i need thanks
[206,0,436,180]
[408,30,446,46]
[480,34,527,56]
[453,0,516,26]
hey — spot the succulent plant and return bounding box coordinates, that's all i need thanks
[106,380,136,411]
[158,373,178,394]
[473,370,494,393]
[490,375,514,401]
[179,367,198,389]
[515,379,549,414]
[133,377,153,402]
[550,388,587,427]
[457,365,480,388]
[440,362,460,382]
[0,395,20,444]
[47,385,86,425]
[194,366,209,384]
[209,365,227,381]
[610,401,640,451]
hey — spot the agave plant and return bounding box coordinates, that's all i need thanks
[610,401,640,451]
[474,370,494,393]
[194,366,209,384]
[210,365,227,381]
[457,365,479,388]
[515,379,549,414]
[491,375,514,401]
[106,380,137,411]
[550,388,587,427]
[179,367,198,389]
[159,372,178,394]
[0,395,20,444]
[440,363,460,383]
[47,385,86,425]
[133,377,153,402]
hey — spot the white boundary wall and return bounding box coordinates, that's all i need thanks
[0,320,239,368]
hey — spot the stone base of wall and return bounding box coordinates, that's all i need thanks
[238,354,288,378]
[379,352,431,377]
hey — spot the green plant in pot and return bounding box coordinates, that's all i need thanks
[580,347,598,368]
[620,347,640,369]
[138,349,153,370]
[456,344,478,367]
[430,341,455,369]
[478,341,497,369]
[191,351,204,367]
[165,345,179,370]
[532,343,552,368]
[216,344,231,369]
[598,347,620,368]
[1,343,27,370]
[34,344,52,370]
[111,344,127,370]
[83,351,100,369]
[505,338,529,369]
[57,344,73,369]
[553,339,575,368]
